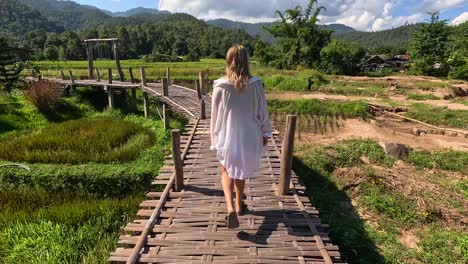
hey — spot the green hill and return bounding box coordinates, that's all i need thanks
[335,24,420,53]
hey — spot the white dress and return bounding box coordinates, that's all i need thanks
[210,76,272,180]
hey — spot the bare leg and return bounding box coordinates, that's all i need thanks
[221,166,234,213]
[234,179,245,214]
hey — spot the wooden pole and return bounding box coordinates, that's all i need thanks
[129,68,135,83]
[140,67,147,86]
[107,87,114,109]
[172,129,184,192]
[199,72,206,95]
[60,70,65,80]
[113,41,124,81]
[195,80,202,100]
[163,103,169,130]
[143,92,150,118]
[96,68,101,81]
[278,115,297,195]
[166,67,171,84]
[162,77,169,96]
[108,68,112,84]
[86,42,94,79]
[68,70,75,84]
[200,99,206,119]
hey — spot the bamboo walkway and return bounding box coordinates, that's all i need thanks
[46,74,344,263]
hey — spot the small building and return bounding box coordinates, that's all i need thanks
[359,54,412,72]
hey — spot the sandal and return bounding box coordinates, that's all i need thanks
[225,211,240,229]
[236,202,248,216]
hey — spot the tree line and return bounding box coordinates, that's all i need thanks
[254,0,468,80]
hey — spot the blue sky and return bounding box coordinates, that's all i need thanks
[76,0,467,30]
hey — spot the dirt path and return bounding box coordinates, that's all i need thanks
[267,92,468,110]
[299,119,468,151]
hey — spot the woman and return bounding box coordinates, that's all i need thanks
[210,45,272,229]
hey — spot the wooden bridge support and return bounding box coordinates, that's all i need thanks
[60,70,65,80]
[166,67,171,85]
[140,67,147,86]
[68,70,75,84]
[106,86,115,109]
[162,78,169,96]
[163,103,169,130]
[278,115,297,195]
[113,42,124,81]
[108,68,113,84]
[129,68,135,83]
[131,88,137,111]
[171,129,184,192]
[96,68,101,81]
[143,92,150,118]
[86,41,94,79]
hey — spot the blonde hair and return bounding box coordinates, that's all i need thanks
[226,45,251,91]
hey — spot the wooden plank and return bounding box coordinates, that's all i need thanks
[172,129,184,192]
[279,115,296,195]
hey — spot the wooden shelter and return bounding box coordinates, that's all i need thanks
[84,38,124,81]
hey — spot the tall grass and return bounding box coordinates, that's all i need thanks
[406,103,468,129]
[0,119,155,164]
[0,192,141,264]
[268,99,370,119]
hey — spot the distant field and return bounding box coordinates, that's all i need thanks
[34,59,292,81]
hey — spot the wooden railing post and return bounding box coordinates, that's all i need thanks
[278,115,297,195]
[172,129,184,192]
[143,92,150,118]
[200,99,206,119]
[195,80,202,100]
[163,103,169,130]
[140,67,147,86]
[96,68,101,81]
[199,72,206,95]
[60,70,65,80]
[129,68,135,83]
[68,70,75,84]
[162,77,169,96]
[108,68,112,84]
[166,67,171,85]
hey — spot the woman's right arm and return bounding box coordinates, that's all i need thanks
[210,86,223,151]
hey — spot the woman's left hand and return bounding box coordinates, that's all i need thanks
[263,137,269,146]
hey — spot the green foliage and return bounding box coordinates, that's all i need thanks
[406,93,440,100]
[0,193,141,264]
[408,150,468,173]
[336,24,418,54]
[361,183,419,225]
[319,39,366,75]
[0,38,23,93]
[0,118,155,164]
[268,99,370,119]
[410,12,451,77]
[43,45,59,60]
[265,0,331,69]
[405,103,468,129]
[448,22,468,80]
[143,53,183,63]
[0,95,48,134]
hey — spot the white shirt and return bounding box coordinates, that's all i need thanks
[210,76,272,180]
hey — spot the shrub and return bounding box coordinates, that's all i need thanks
[449,63,468,81]
[24,80,63,112]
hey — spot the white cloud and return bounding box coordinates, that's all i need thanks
[451,12,468,25]
[159,0,467,31]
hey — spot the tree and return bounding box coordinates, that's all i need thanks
[320,39,366,75]
[0,38,23,93]
[448,21,468,80]
[265,0,331,69]
[44,45,59,60]
[410,12,451,76]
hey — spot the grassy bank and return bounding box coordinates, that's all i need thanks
[406,103,468,129]
[0,87,182,263]
[295,140,467,264]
